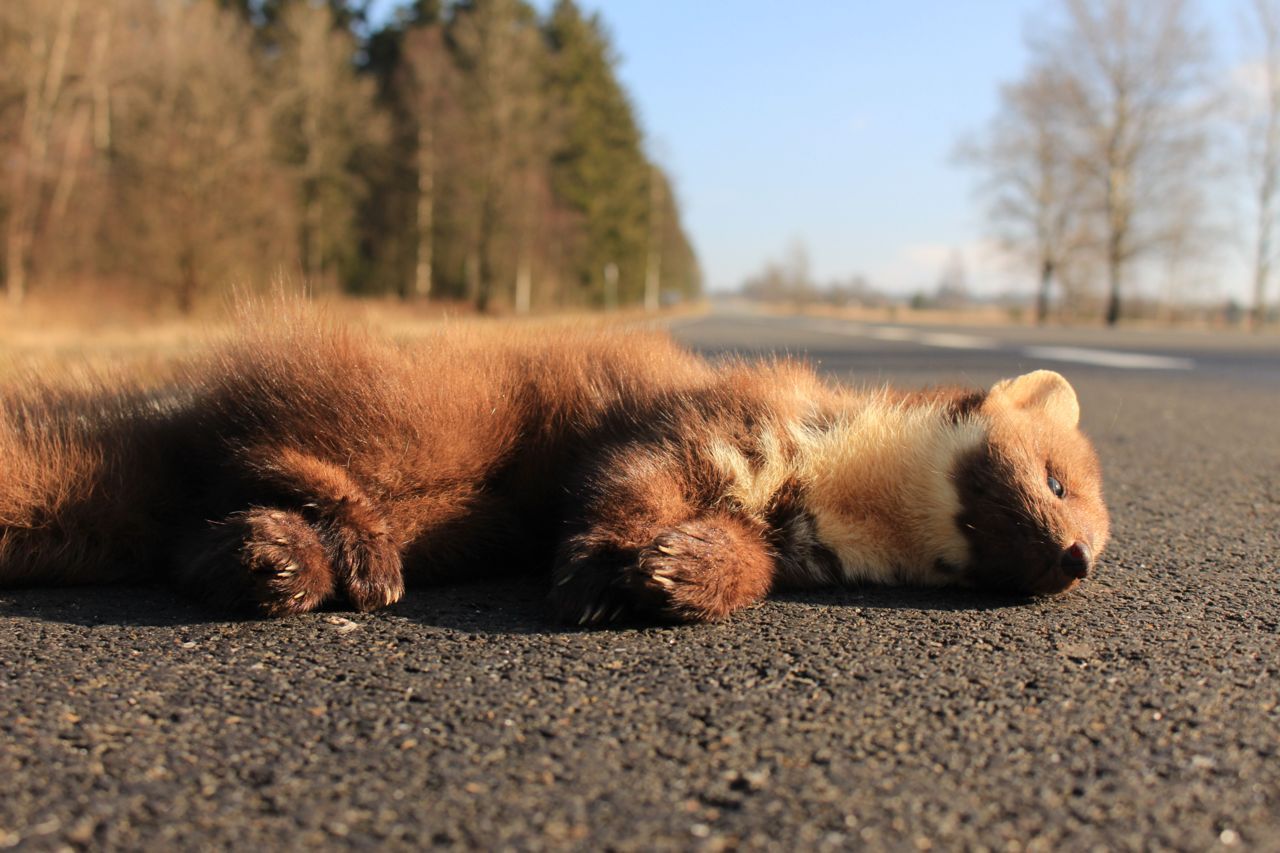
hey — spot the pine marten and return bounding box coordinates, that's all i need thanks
[0,318,1110,624]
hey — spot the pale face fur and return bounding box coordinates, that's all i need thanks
[779,371,1109,594]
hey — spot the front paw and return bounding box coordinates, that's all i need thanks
[550,515,775,626]
[634,520,768,622]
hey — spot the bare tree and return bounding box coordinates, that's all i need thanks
[644,161,664,313]
[0,0,83,304]
[741,240,816,304]
[1244,0,1280,329]
[110,0,296,313]
[1036,0,1216,325]
[1157,177,1219,321]
[958,65,1084,324]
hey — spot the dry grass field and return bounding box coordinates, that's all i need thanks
[0,295,706,386]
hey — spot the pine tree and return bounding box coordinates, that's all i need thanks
[544,0,650,306]
[449,0,547,312]
[269,0,388,291]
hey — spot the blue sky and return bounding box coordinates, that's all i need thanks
[581,1,1041,294]
[371,1,1257,301]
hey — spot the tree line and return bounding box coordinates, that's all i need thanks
[960,0,1280,328]
[0,0,701,313]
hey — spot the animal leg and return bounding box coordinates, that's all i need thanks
[180,447,405,615]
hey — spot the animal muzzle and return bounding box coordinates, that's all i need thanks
[1060,542,1091,579]
[1029,541,1093,594]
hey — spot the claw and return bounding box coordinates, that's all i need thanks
[655,545,677,556]
[651,573,676,590]
[577,603,607,625]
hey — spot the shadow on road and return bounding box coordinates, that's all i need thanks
[1,576,1030,634]
[771,585,1029,613]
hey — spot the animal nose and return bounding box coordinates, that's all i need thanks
[1060,542,1092,579]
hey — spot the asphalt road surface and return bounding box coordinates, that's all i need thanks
[2,309,1278,851]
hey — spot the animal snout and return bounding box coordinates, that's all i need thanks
[1060,541,1092,579]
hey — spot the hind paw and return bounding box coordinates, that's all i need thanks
[341,554,404,613]
[237,509,335,616]
[318,500,404,612]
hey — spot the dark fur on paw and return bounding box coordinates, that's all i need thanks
[549,542,634,628]
[317,496,404,612]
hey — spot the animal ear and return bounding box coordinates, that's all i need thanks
[988,370,1080,428]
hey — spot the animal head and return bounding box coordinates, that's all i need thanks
[951,370,1110,595]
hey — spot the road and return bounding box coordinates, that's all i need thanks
[2,309,1278,851]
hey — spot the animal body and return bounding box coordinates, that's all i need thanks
[0,319,1110,624]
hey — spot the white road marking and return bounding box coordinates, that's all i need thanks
[793,319,1196,370]
[863,326,916,341]
[916,332,1000,350]
[1022,346,1194,371]
[811,322,983,346]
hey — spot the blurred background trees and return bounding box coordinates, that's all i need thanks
[955,66,1087,326]
[958,0,1245,326]
[732,0,1280,327]
[8,0,1280,326]
[1244,0,1280,330]
[0,0,701,314]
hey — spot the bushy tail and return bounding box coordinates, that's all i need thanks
[0,375,176,587]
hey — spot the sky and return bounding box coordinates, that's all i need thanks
[369,1,1259,302]
[576,1,1042,296]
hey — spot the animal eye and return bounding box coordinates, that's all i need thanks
[1047,475,1065,499]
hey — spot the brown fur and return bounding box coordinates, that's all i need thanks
[0,317,1110,624]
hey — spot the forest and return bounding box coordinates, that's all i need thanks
[0,0,702,314]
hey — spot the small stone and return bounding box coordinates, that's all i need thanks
[325,616,360,634]
[1057,641,1095,661]
[65,820,96,845]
